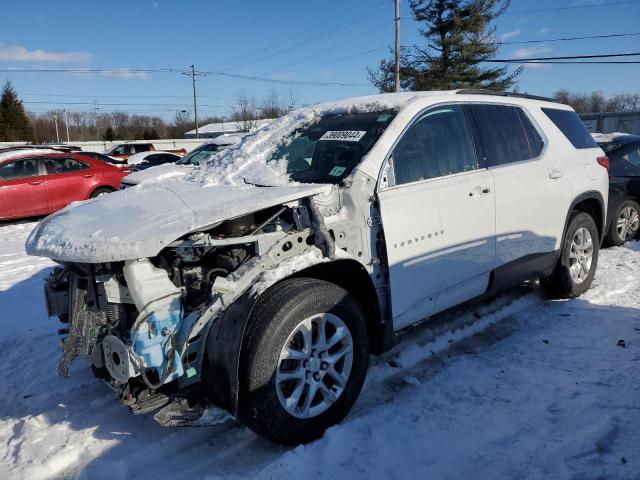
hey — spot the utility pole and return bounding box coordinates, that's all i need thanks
[182,65,206,138]
[64,109,70,143]
[394,0,401,93]
[53,114,60,143]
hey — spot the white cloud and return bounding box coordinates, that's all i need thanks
[511,46,554,59]
[517,17,527,24]
[538,27,550,35]
[0,44,91,63]
[101,69,149,80]
[500,29,521,41]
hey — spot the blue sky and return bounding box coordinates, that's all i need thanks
[2,0,640,120]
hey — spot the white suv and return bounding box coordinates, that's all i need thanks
[28,90,609,445]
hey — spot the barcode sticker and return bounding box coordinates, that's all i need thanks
[319,130,366,142]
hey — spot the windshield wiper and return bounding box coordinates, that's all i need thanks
[242,177,273,187]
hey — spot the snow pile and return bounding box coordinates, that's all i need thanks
[188,92,432,188]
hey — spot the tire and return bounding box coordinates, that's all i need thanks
[606,200,640,247]
[238,277,369,445]
[90,187,113,198]
[541,211,599,298]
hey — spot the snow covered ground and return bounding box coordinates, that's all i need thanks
[0,220,638,480]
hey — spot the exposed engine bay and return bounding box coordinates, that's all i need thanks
[41,190,375,424]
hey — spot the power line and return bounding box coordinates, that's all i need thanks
[218,0,378,70]
[220,0,387,71]
[493,52,640,62]
[504,0,640,15]
[20,92,236,101]
[499,31,640,45]
[209,71,368,87]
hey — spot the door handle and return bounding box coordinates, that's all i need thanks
[549,170,564,179]
[82,174,94,178]
[29,180,43,185]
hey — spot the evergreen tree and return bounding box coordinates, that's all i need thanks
[0,81,35,141]
[369,0,521,92]
[102,126,116,141]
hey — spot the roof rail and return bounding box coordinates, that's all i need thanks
[456,89,556,103]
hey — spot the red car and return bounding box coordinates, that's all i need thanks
[0,150,127,221]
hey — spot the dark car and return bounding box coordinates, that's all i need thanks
[595,133,640,245]
[78,151,128,168]
[125,151,182,172]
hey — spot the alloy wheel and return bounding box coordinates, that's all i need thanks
[569,227,594,284]
[275,313,353,419]
[617,205,640,242]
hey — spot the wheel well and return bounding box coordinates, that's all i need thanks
[92,185,114,193]
[572,197,604,240]
[293,259,389,354]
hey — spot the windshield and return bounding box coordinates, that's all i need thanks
[177,143,228,166]
[267,111,396,184]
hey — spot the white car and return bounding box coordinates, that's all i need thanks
[120,135,244,188]
[28,90,608,445]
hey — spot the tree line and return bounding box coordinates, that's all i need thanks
[0,83,297,143]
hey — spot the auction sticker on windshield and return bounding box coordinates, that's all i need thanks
[319,130,366,142]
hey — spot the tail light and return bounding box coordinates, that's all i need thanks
[596,155,611,179]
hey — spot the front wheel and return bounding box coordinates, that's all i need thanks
[238,278,369,445]
[90,187,113,198]
[606,200,640,246]
[541,211,599,298]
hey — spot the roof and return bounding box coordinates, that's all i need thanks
[0,149,66,163]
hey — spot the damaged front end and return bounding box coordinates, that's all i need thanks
[43,195,339,425]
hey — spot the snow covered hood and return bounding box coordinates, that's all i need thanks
[26,180,330,263]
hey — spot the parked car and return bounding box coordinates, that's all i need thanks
[125,151,183,172]
[28,90,608,445]
[120,135,244,188]
[104,142,187,161]
[78,151,128,168]
[0,149,127,220]
[593,132,640,245]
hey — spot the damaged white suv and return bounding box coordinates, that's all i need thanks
[27,90,609,444]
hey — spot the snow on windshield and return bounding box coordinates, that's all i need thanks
[187,92,428,187]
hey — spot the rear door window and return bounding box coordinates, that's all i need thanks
[468,104,533,167]
[43,157,90,174]
[542,108,598,149]
[516,108,544,157]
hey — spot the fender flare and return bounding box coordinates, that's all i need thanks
[566,190,606,239]
[202,289,258,415]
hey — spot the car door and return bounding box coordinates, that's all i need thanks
[377,104,496,330]
[42,156,94,211]
[0,158,49,219]
[467,104,572,271]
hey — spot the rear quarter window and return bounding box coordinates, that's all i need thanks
[542,108,598,149]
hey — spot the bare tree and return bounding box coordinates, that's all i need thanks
[230,90,258,131]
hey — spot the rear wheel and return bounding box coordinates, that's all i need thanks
[606,200,640,246]
[90,187,113,198]
[541,211,599,298]
[238,278,369,445]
